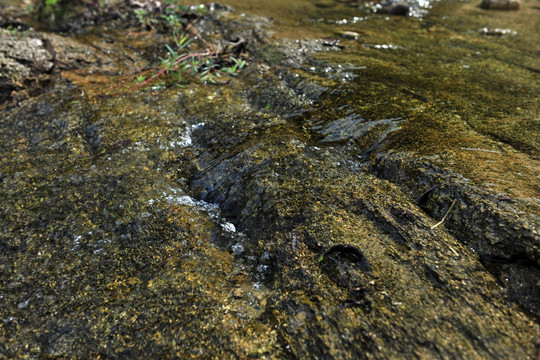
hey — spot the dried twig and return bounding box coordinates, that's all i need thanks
[430,199,457,230]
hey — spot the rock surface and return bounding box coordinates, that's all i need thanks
[0,34,54,103]
[480,0,520,10]
[0,1,538,359]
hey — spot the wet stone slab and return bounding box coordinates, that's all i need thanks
[0,0,539,359]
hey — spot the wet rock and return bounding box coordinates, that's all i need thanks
[179,39,540,355]
[189,124,538,357]
[338,30,360,40]
[480,0,520,10]
[0,30,110,106]
[370,151,540,316]
[315,114,404,154]
[0,34,54,104]
[40,33,103,69]
[1,1,539,359]
[181,18,539,356]
[377,2,410,16]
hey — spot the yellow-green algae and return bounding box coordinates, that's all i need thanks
[180,81,539,358]
[225,0,539,204]
[305,0,539,204]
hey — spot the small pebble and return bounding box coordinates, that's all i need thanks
[339,31,360,40]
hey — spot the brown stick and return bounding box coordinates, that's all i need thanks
[430,199,457,230]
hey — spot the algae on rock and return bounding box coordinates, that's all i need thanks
[0,0,539,358]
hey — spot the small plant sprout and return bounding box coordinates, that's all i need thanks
[161,12,185,28]
[136,75,146,84]
[220,57,246,75]
[129,3,248,90]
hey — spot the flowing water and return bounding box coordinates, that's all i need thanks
[0,0,539,358]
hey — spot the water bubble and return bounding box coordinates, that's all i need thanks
[261,251,271,262]
[18,299,29,309]
[252,282,264,290]
[221,222,236,233]
[232,243,245,255]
